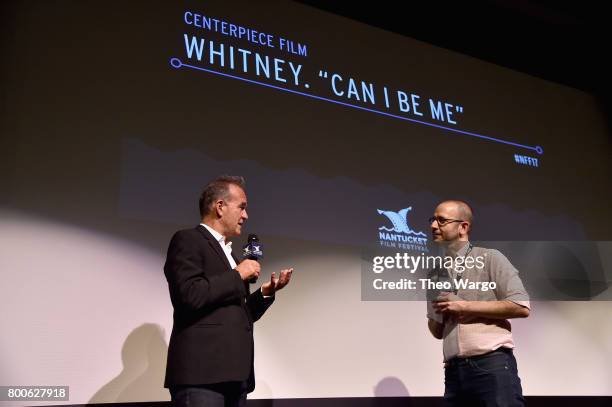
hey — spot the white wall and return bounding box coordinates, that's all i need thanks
[1,209,611,406]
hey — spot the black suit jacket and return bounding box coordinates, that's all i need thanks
[163,225,274,391]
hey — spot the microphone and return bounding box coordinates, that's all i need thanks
[242,233,263,283]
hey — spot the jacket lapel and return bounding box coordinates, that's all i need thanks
[196,225,232,270]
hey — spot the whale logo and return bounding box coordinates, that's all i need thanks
[377,207,427,237]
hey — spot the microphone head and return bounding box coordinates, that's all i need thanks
[247,233,259,243]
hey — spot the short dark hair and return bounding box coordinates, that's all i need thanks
[199,175,246,217]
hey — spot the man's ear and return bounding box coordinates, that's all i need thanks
[214,200,224,218]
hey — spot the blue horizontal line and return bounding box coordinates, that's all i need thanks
[169,57,543,155]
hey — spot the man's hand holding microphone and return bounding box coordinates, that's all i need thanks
[235,233,293,296]
[235,259,261,281]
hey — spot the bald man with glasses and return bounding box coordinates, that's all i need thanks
[426,200,530,407]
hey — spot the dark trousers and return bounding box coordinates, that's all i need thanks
[444,348,525,407]
[171,382,248,407]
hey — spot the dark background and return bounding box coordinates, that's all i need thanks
[298,0,611,113]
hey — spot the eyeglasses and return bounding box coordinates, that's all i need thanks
[428,216,465,226]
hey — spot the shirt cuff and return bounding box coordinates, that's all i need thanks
[261,287,274,299]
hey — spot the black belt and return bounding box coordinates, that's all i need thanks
[445,347,513,368]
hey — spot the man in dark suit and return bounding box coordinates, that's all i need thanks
[163,175,293,407]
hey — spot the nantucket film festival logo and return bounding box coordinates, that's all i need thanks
[377,207,428,252]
